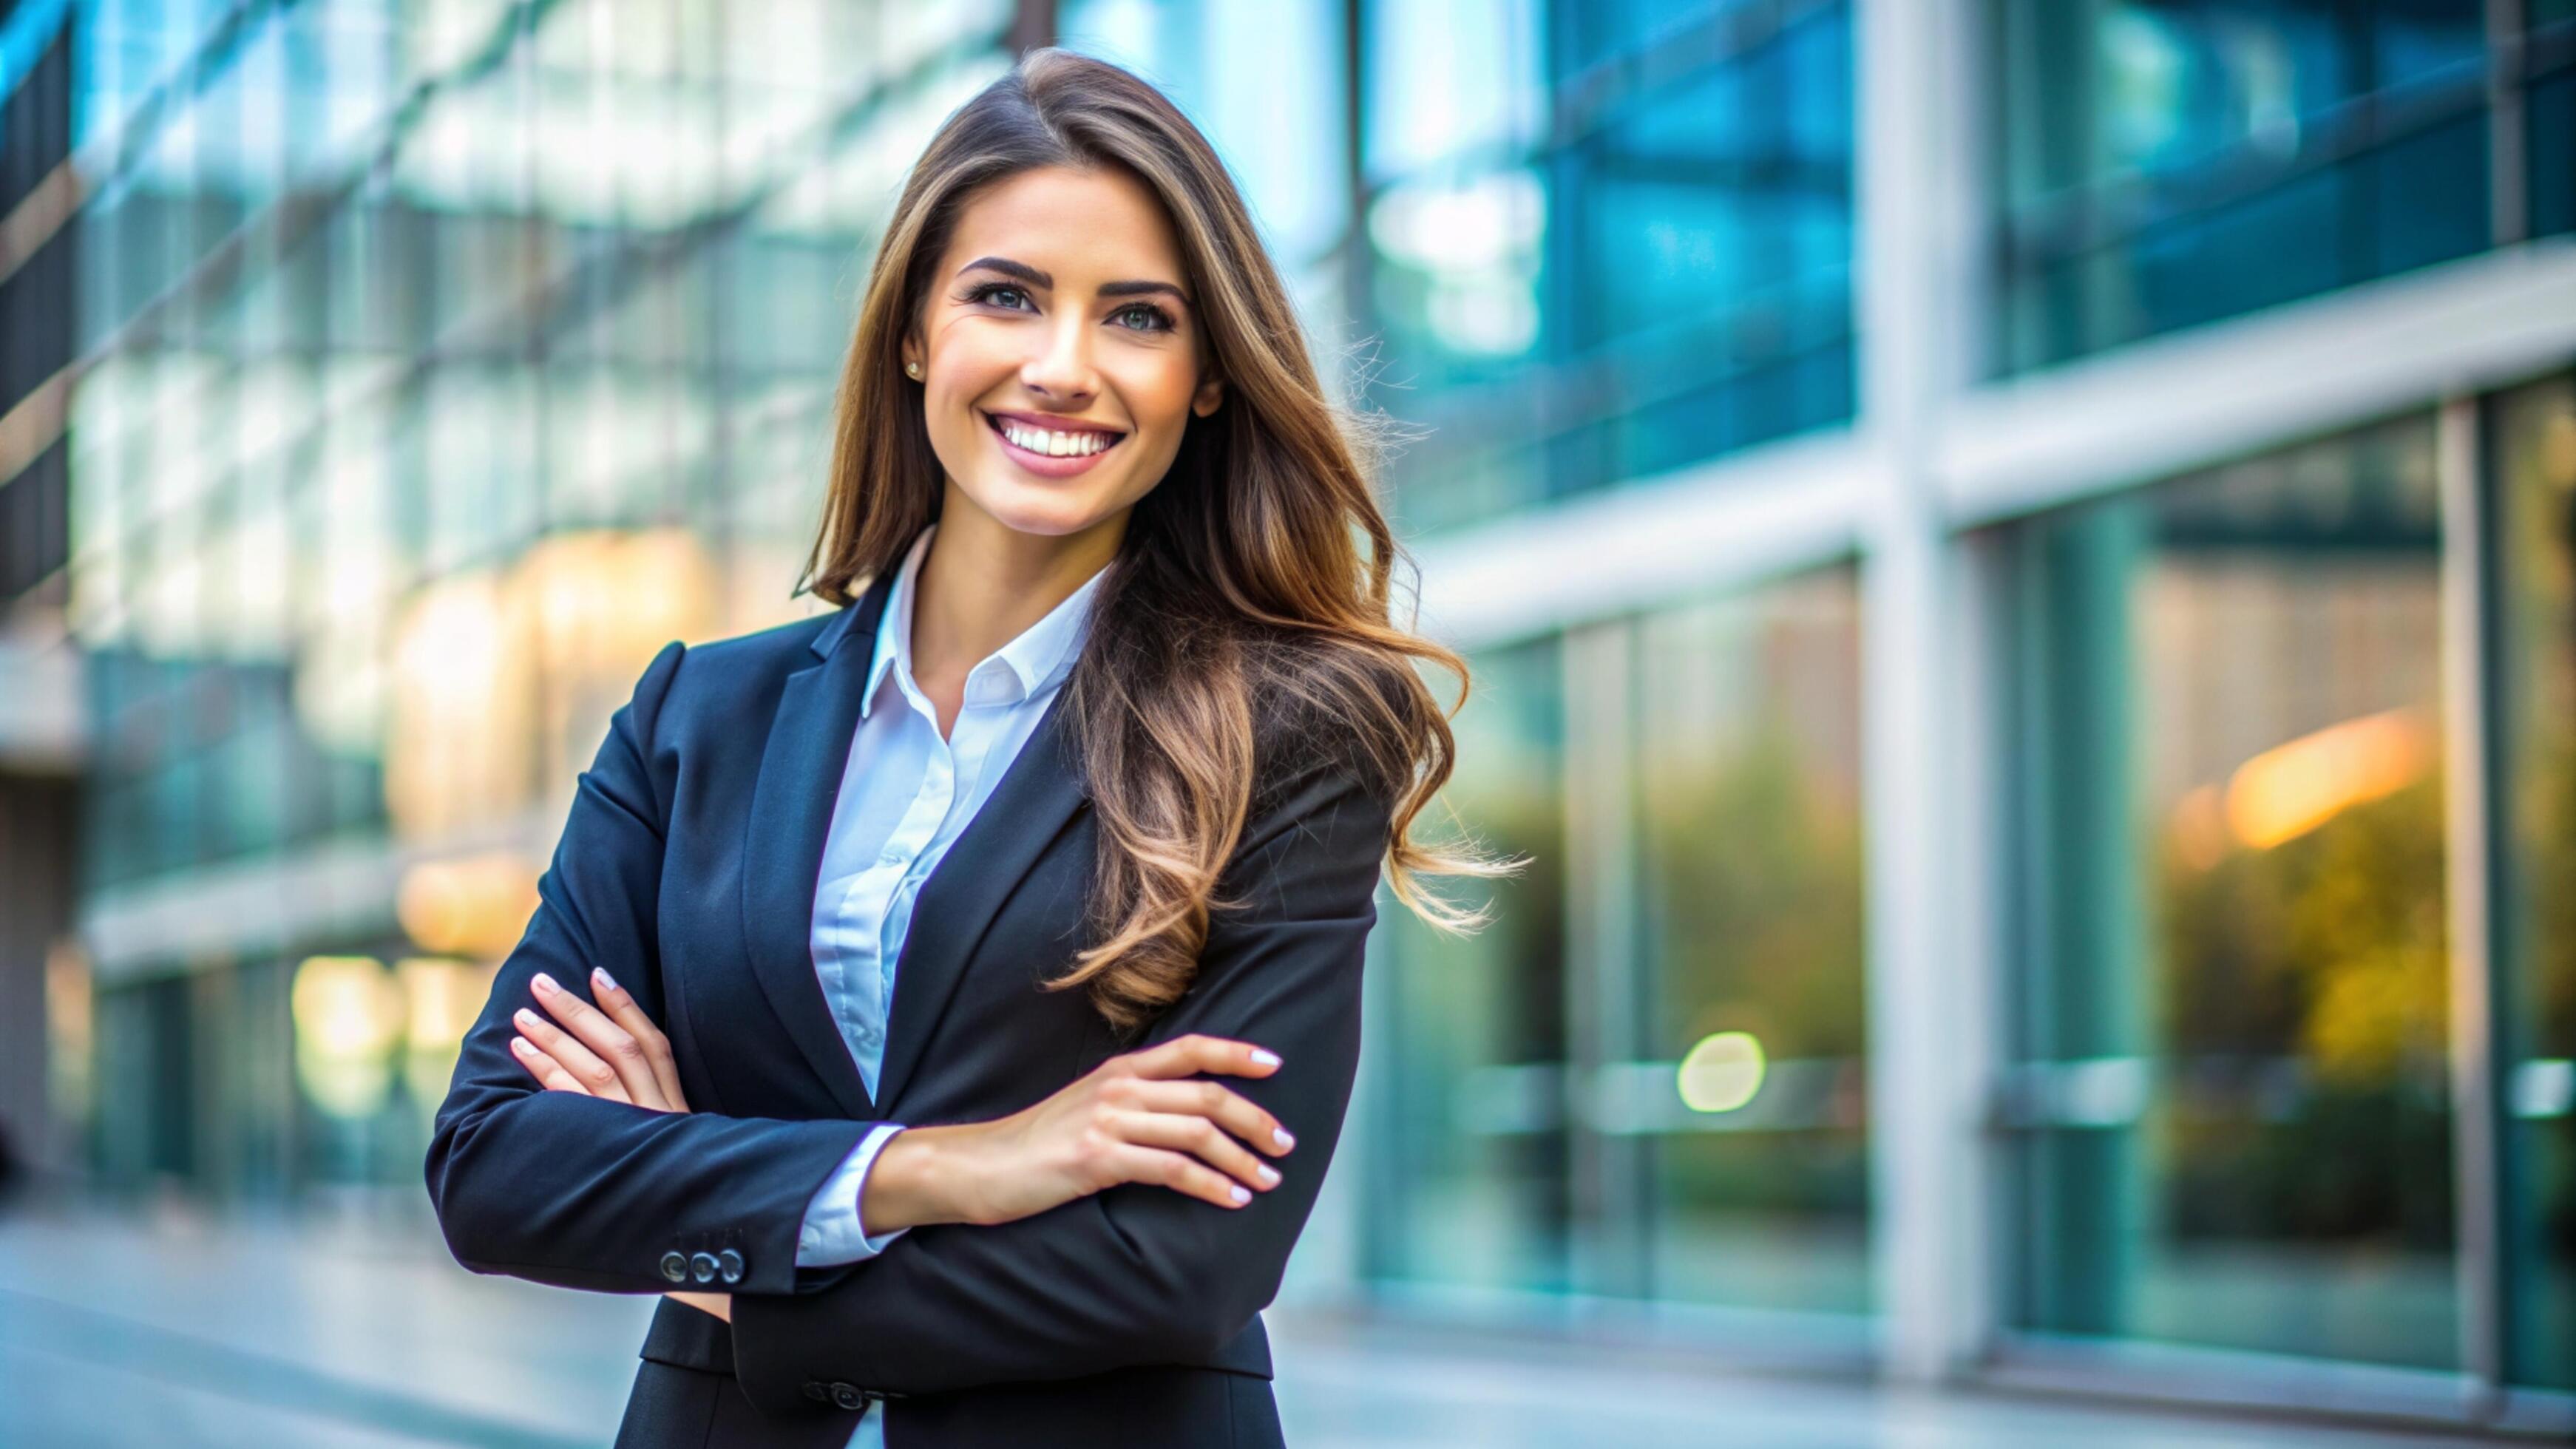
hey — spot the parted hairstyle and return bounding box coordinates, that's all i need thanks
[794,47,1522,1034]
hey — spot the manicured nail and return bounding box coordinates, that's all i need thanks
[1228,1185,1251,1204]
[514,1009,539,1029]
[1248,1048,1281,1067]
[1273,1127,1295,1150]
[593,966,619,994]
[511,1038,533,1056]
[1255,1164,1281,1187]
[532,973,559,995]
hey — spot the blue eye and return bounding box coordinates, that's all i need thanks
[965,282,1032,310]
[1112,303,1176,333]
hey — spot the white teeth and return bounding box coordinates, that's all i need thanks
[997,418,1115,458]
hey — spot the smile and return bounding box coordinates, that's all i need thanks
[983,410,1127,477]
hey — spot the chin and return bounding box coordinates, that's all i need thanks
[956,480,1122,538]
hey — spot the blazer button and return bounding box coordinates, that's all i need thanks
[802,1381,827,1402]
[688,1251,719,1284]
[716,1248,745,1283]
[659,1251,689,1283]
[830,1382,865,1411]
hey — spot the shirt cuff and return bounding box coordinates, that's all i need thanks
[794,1122,910,1267]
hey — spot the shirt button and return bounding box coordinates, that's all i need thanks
[878,849,903,866]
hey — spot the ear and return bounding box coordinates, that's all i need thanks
[1192,376,1225,418]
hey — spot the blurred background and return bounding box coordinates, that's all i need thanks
[0,0,2571,1444]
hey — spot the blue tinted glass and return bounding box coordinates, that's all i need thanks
[1993,0,2492,373]
[1361,0,1545,179]
[2536,71,2575,239]
[1375,1,1853,529]
[1374,637,1570,1294]
[1576,16,1851,350]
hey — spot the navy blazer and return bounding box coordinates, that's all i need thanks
[423,560,1397,1448]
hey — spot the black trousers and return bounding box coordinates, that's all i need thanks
[612,1357,1289,1449]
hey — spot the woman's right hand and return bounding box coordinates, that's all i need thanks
[861,1034,1298,1232]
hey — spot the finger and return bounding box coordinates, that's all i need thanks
[511,1004,634,1104]
[527,973,665,1109]
[1111,1143,1255,1210]
[1119,1034,1282,1082]
[586,967,689,1111]
[1126,1077,1297,1156]
[510,1036,592,1096]
[1108,1108,1282,1194]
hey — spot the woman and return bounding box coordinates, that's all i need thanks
[423,47,1514,1449]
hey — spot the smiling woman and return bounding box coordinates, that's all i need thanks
[422,44,1521,1449]
[904,168,1221,510]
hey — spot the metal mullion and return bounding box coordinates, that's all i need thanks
[2436,393,2504,1416]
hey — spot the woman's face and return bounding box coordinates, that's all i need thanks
[904,164,1224,543]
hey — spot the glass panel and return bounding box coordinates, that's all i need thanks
[2534,66,2574,241]
[1991,0,2491,374]
[60,1,1020,1204]
[1372,637,1571,1294]
[1375,1,1854,534]
[2492,373,2576,1390]
[2008,414,2457,1369]
[1360,0,1545,181]
[1634,564,1868,1314]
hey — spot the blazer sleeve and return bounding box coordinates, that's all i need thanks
[422,639,890,1297]
[726,744,1398,1411]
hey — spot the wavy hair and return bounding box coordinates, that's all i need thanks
[795,47,1522,1033]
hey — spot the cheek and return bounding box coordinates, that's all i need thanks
[1116,356,1204,433]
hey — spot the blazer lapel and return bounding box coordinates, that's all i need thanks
[737,570,896,1123]
[874,680,1089,1112]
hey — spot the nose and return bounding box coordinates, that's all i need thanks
[1019,310,1098,407]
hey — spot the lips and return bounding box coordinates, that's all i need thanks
[981,409,1128,444]
[980,410,1127,477]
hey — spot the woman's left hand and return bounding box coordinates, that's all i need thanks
[512,966,728,1323]
[508,966,691,1113]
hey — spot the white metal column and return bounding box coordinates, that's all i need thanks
[1855,0,1998,1384]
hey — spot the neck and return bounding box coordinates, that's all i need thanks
[909,500,1122,683]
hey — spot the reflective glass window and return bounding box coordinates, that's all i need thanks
[2492,373,2576,1390]
[2005,415,2457,1368]
[1991,0,2492,373]
[1372,638,1571,1294]
[1634,564,1868,1314]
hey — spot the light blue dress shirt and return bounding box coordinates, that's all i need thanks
[788,519,1111,1446]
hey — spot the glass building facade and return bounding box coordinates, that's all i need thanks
[38,0,1037,1197]
[3,0,2573,1436]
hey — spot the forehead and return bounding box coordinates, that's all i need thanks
[938,164,1189,288]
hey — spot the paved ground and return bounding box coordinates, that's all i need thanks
[0,1195,2515,1448]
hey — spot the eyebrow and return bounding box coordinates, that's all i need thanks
[957,255,1191,307]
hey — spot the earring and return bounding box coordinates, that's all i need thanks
[905,361,922,379]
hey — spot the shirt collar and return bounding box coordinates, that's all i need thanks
[862,521,1111,719]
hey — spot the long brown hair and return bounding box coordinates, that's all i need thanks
[795,47,1521,1033]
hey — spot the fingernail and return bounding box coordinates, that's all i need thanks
[514,1009,539,1029]
[1273,1127,1295,1150]
[1248,1048,1281,1067]
[593,966,619,994]
[511,1038,532,1056]
[1229,1185,1251,1204]
[532,973,559,995]
[1255,1164,1281,1187]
